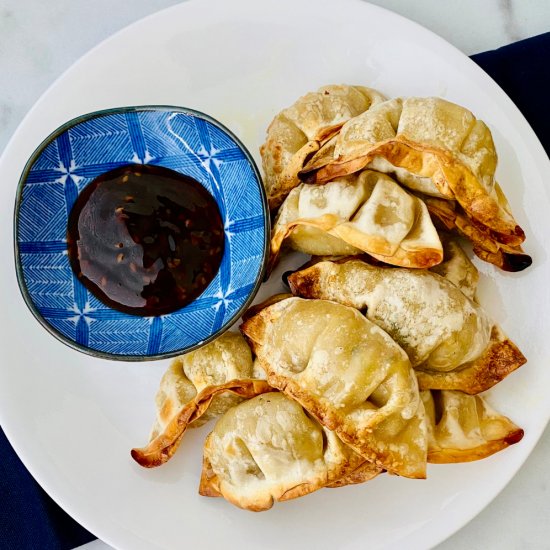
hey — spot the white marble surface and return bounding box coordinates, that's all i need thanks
[1,1,549,549]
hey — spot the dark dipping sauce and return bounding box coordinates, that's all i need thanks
[67,164,224,316]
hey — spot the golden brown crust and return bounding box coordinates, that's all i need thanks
[264,139,319,211]
[261,85,387,210]
[427,430,524,463]
[287,266,324,301]
[297,96,529,272]
[428,235,479,299]
[146,331,259,444]
[199,392,371,511]
[271,214,442,270]
[288,258,493,367]
[198,453,222,498]
[131,379,273,468]
[288,258,526,394]
[325,461,382,488]
[301,135,522,242]
[264,372,426,479]
[269,170,443,274]
[423,390,524,463]
[241,293,293,322]
[426,197,532,272]
[363,248,443,269]
[416,326,527,394]
[242,297,428,479]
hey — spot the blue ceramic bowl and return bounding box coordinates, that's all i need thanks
[14,106,269,360]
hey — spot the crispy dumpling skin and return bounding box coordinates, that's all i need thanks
[288,259,491,369]
[132,379,272,468]
[425,193,532,272]
[428,235,479,299]
[151,332,254,435]
[288,259,526,393]
[132,332,271,467]
[299,97,530,271]
[300,235,478,298]
[261,85,386,209]
[269,170,443,273]
[241,297,428,479]
[325,461,384,488]
[415,325,527,395]
[422,390,523,462]
[199,392,380,511]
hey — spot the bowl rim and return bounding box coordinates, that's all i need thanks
[13,104,270,361]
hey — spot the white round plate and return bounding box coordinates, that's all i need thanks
[1,0,549,549]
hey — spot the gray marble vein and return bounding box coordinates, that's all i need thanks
[500,0,523,42]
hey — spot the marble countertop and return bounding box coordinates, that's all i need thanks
[1,1,549,549]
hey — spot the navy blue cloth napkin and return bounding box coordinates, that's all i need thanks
[0,428,95,550]
[471,32,550,157]
[1,31,549,550]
